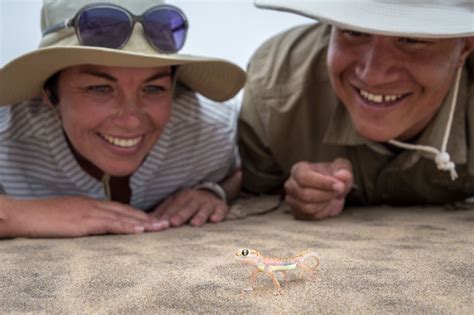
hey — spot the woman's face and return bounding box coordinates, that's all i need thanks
[327,27,473,142]
[54,65,173,176]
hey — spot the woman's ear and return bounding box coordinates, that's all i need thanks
[42,89,61,120]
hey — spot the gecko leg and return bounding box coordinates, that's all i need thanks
[297,262,317,281]
[266,271,283,295]
[278,271,289,282]
[244,269,259,292]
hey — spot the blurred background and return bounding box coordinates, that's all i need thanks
[0,0,312,69]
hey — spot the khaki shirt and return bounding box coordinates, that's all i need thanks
[238,23,474,205]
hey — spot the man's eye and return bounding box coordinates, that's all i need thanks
[143,85,167,94]
[87,85,112,94]
[399,37,431,45]
[342,30,367,38]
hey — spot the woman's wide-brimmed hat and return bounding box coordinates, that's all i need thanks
[255,0,474,38]
[0,0,246,106]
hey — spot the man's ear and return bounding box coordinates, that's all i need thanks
[42,89,54,107]
[458,37,474,67]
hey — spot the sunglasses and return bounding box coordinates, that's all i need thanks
[42,4,188,53]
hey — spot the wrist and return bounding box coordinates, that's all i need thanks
[0,196,15,238]
[193,181,227,204]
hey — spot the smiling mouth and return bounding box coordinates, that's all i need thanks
[358,89,408,106]
[99,133,143,148]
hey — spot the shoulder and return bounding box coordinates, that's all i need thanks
[0,99,50,141]
[247,23,331,89]
[467,53,474,79]
[171,84,239,129]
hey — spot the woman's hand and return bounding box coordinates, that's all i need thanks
[150,188,229,227]
[151,169,242,227]
[0,196,168,238]
[284,158,353,220]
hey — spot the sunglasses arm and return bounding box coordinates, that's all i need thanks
[42,18,74,37]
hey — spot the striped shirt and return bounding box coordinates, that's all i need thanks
[0,86,239,211]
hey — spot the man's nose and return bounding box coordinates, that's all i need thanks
[355,37,400,85]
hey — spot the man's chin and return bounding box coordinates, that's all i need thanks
[356,127,398,143]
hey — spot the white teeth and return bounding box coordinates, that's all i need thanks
[101,134,142,148]
[360,89,403,103]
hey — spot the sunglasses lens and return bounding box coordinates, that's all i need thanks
[143,8,187,52]
[77,8,131,48]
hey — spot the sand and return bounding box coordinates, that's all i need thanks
[0,196,472,314]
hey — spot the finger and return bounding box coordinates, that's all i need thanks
[327,198,345,217]
[156,197,189,222]
[85,217,146,235]
[209,204,229,223]
[333,169,354,195]
[88,210,148,229]
[96,200,151,222]
[310,205,333,220]
[285,194,327,217]
[91,210,169,233]
[291,168,339,191]
[190,205,215,227]
[150,197,175,218]
[145,219,170,232]
[285,178,340,203]
[330,158,353,173]
[309,196,346,220]
[169,201,200,227]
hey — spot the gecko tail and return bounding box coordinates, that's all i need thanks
[301,251,321,267]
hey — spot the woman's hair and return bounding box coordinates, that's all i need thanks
[43,71,61,105]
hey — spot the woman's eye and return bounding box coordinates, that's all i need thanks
[87,85,112,94]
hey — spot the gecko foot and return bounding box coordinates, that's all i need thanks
[243,286,254,292]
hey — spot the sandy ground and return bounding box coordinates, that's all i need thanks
[0,196,473,314]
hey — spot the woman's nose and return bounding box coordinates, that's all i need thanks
[112,97,143,129]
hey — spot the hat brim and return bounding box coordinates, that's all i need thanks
[255,0,474,38]
[0,46,246,105]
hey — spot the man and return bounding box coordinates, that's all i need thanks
[239,0,474,220]
[0,0,245,237]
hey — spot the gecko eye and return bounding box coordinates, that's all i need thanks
[241,249,249,256]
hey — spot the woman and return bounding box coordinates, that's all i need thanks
[0,0,246,237]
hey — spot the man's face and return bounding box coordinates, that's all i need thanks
[327,27,473,142]
[55,65,173,176]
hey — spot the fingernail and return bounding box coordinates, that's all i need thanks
[334,169,347,177]
[134,226,145,233]
[152,220,169,229]
[332,182,345,194]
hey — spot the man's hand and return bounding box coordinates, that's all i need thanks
[284,158,353,220]
[151,188,229,227]
[0,196,169,238]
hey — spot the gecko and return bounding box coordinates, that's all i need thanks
[234,248,320,294]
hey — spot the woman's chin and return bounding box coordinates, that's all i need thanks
[99,164,138,177]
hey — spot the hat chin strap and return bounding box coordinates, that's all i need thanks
[387,66,462,181]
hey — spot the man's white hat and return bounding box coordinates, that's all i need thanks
[255,0,474,38]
